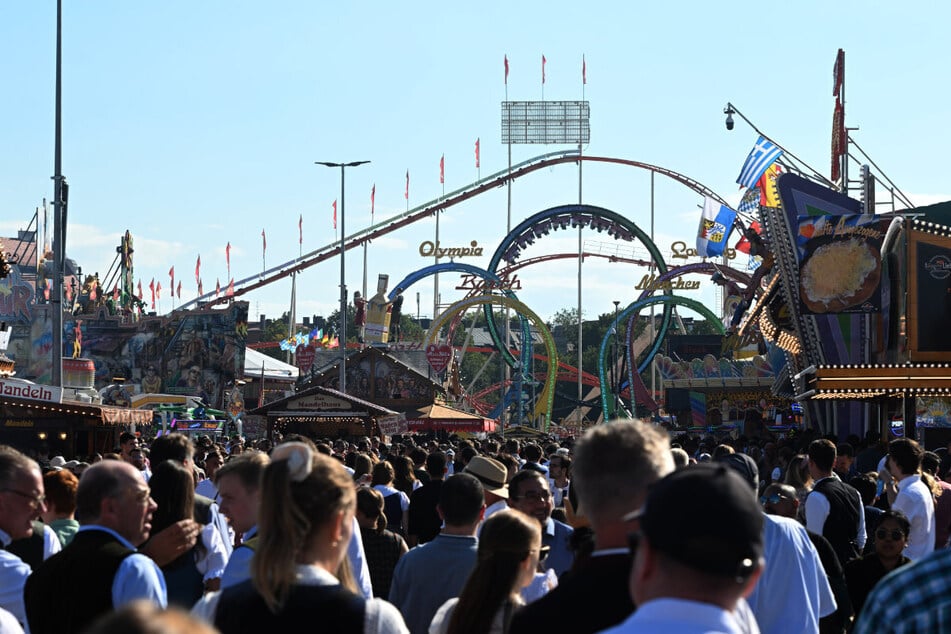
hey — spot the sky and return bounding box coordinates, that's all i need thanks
[2,1,948,332]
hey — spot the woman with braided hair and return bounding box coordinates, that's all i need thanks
[192,442,407,633]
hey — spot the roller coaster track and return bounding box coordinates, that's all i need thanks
[176,151,728,311]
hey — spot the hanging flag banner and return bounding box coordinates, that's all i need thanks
[195,255,201,285]
[371,184,376,220]
[696,197,737,258]
[169,266,175,294]
[475,138,480,169]
[332,200,337,229]
[736,136,783,189]
[542,54,547,84]
[225,242,231,276]
[176,281,182,299]
[299,214,303,246]
[439,155,445,184]
[405,170,410,200]
[582,55,587,84]
[504,55,509,84]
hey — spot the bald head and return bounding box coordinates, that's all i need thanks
[76,460,156,545]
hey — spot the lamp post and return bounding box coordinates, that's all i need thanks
[613,300,621,414]
[316,160,370,394]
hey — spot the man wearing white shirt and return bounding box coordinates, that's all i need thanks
[804,439,865,565]
[888,438,935,561]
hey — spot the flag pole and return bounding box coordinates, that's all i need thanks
[577,54,584,428]
[503,55,512,434]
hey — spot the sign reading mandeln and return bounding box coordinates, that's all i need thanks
[0,378,62,404]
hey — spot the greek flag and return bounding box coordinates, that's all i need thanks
[736,136,783,189]
[697,197,737,258]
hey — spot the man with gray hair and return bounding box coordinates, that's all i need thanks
[510,420,675,634]
[0,445,46,629]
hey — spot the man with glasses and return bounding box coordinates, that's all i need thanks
[0,445,46,630]
[24,460,169,633]
[508,469,574,577]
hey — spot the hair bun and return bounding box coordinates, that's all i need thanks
[272,442,314,482]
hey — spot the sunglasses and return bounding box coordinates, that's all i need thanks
[876,528,906,541]
[512,490,551,503]
[759,493,788,506]
[627,531,643,554]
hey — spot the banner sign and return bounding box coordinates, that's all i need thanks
[797,214,888,314]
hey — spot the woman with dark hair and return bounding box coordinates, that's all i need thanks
[371,461,410,537]
[355,487,408,600]
[147,461,227,607]
[428,509,543,634]
[845,509,913,618]
[194,442,408,633]
[392,456,420,496]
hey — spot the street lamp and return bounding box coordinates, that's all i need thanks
[315,160,370,394]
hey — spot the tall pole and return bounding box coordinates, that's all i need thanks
[613,300,620,416]
[316,160,370,395]
[577,140,583,428]
[339,166,346,392]
[51,0,64,388]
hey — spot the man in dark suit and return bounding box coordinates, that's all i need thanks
[509,420,675,634]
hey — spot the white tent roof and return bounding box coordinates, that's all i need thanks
[244,347,299,381]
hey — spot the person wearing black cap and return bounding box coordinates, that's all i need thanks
[600,464,764,633]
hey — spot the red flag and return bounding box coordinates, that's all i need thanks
[156,281,162,300]
[332,200,337,230]
[475,138,480,169]
[371,184,376,219]
[195,255,201,285]
[176,281,182,299]
[225,242,231,275]
[542,55,546,84]
[831,98,846,182]
[832,48,844,96]
[582,55,586,85]
[405,170,409,200]
[137,279,143,300]
[439,155,445,184]
[735,221,762,254]
[504,55,509,84]
[299,214,303,245]
[169,266,175,293]
[261,229,267,254]
[197,279,203,295]
[227,278,234,296]
[215,278,221,298]
[149,278,155,309]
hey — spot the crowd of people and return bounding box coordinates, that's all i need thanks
[1,423,950,633]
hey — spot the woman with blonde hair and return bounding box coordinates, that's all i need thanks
[194,442,408,633]
[429,509,544,634]
[784,453,813,523]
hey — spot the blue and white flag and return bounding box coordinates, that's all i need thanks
[696,197,737,258]
[736,136,783,189]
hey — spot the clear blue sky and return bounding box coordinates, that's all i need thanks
[2,1,946,328]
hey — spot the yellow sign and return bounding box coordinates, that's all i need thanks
[419,241,484,259]
[4,419,34,428]
[671,240,737,261]
[634,274,700,291]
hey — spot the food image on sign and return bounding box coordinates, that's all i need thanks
[799,237,880,313]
